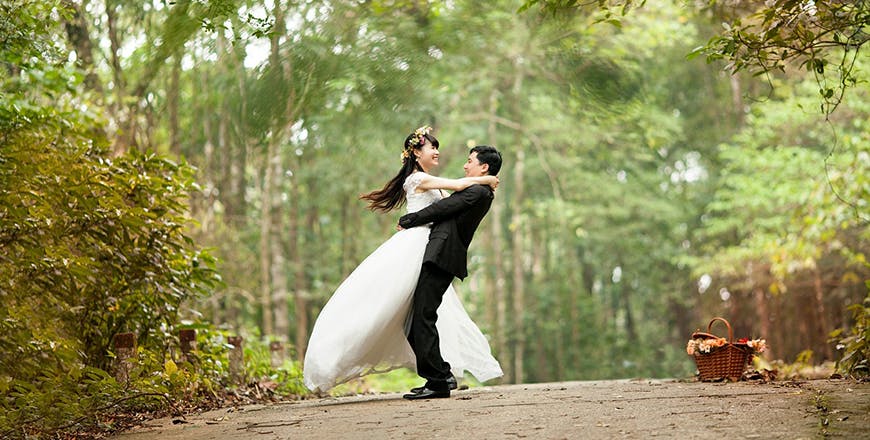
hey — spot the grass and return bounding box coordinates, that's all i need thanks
[328,368,487,395]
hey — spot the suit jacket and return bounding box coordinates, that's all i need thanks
[398,184,494,280]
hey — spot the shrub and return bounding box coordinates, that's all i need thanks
[0,95,220,437]
[833,293,870,377]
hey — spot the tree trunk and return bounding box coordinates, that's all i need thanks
[753,287,772,359]
[200,66,215,234]
[229,49,249,228]
[566,243,581,368]
[797,290,811,357]
[274,156,293,345]
[531,228,548,381]
[615,257,637,344]
[259,0,289,339]
[485,97,510,382]
[167,52,181,156]
[217,30,232,216]
[340,193,351,276]
[493,193,509,382]
[118,0,200,154]
[119,104,140,153]
[271,163,289,341]
[814,269,832,360]
[511,147,526,383]
[265,0,307,345]
[144,94,156,148]
[729,73,744,126]
[294,174,314,359]
[620,277,637,343]
[260,138,276,338]
[62,0,102,94]
[105,0,126,115]
[104,0,130,155]
[508,58,527,383]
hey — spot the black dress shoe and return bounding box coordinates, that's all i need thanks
[403,387,450,400]
[410,377,457,394]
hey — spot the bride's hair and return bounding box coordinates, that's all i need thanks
[360,128,439,212]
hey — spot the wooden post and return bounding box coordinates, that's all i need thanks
[269,340,284,368]
[228,336,244,385]
[113,332,136,384]
[179,329,196,364]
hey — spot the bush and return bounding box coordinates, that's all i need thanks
[833,293,870,377]
[0,4,307,437]
[0,321,309,438]
[0,95,221,437]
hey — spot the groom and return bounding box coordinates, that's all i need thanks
[398,145,503,400]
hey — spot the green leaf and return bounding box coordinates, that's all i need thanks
[516,0,538,13]
[164,359,178,376]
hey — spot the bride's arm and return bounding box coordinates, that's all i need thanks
[417,174,498,192]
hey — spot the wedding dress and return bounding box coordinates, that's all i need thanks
[303,172,503,392]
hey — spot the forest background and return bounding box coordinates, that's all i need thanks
[1,0,868,437]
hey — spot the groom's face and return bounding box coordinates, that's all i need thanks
[463,152,489,177]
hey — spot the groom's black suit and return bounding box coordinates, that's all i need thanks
[398,184,494,391]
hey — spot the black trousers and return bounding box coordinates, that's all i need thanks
[407,262,455,391]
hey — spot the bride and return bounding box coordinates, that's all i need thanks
[303,126,503,392]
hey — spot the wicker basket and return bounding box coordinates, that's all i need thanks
[690,317,753,381]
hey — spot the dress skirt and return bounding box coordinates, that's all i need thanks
[303,226,502,392]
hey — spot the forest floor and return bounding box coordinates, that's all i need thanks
[113,378,869,439]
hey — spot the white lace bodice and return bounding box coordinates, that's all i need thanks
[403,172,443,213]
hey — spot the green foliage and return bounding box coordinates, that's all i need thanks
[694,0,868,115]
[691,76,869,283]
[832,293,870,377]
[0,1,70,70]
[0,116,220,367]
[0,115,219,436]
[0,320,309,437]
[0,3,230,434]
[0,360,129,438]
[518,0,647,18]
[686,65,869,365]
[521,1,868,115]
[236,333,308,396]
[133,324,307,400]
[2,7,867,438]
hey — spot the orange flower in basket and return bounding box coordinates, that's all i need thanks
[687,317,769,382]
[747,339,767,353]
[686,337,728,355]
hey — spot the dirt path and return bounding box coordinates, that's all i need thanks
[114,379,868,439]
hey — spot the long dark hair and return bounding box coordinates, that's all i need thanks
[360,129,439,212]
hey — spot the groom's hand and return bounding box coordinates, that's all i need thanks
[396,223,404,231]
[398,213,416,229]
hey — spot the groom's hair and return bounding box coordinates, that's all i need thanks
[470,145,502,176]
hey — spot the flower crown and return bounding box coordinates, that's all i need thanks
[402,125,433,160]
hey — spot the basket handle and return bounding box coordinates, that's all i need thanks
[706,317,734,342]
